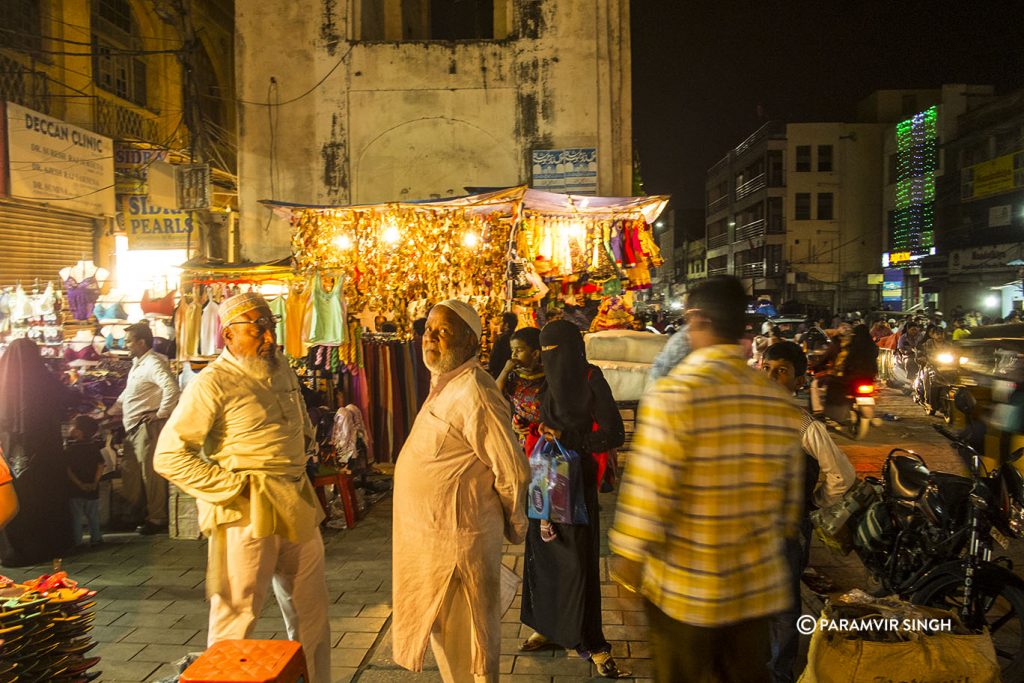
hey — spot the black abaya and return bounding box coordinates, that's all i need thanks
[521,339,624,653]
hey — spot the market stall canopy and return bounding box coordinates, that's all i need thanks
[260,186,526,220]
[259,186,669,224]
[179,256,296,280]
[520,189,669,224]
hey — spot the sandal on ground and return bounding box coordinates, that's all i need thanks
[519,632,559,652]
[591,651,630,678]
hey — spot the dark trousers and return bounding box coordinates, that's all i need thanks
[645,601,771,683]
[768,526,810,683]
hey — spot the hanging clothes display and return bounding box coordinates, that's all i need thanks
[266,295,287,342]
[200,296,222,356]
[307,273,347,346]
[63,274,100,321]
[175,292,204,359]
[285,281,310,358]
[141,290,177,317]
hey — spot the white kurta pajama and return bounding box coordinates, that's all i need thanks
[154,350,331,683]
[392,359,530,683]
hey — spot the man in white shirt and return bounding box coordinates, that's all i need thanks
[154,293,330,683]
[108,322,179,535]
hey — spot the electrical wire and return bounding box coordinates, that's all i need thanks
[208,46,354,108]
[0,26,184,50]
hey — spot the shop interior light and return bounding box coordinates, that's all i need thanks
[334,234,352,250]
[382,223,401,245]
[114,235,186,301]
[984,295,1000,309]
[462,231,479,248]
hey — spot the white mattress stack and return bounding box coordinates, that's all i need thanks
[584,330,669,402]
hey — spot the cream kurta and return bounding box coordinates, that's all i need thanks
[392,359,530,675]
[154,349,324,592]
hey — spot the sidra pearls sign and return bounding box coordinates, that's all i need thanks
[2,102,115,215]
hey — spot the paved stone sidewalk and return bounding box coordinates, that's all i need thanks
[4,386,963,682]
[3,488,661,683]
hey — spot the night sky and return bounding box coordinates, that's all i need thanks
[631,0,1024,236]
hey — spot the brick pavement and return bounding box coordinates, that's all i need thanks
[4,384,993,682]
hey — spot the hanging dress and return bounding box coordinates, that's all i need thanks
[267,296,287,344]
[284,282,311,358]
[200,298,222,356]
[307,273,346,346]
[175,293,203,359]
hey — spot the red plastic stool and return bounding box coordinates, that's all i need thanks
[180,640,308,683]
[312,470,358,529]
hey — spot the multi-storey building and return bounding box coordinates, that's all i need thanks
[704,119,884,313]
[235,0,633,261]
[937,88,1024,317]
[0,0,235,284]
[879,84,995,311]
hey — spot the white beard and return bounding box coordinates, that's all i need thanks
[237,348,282,381]
[424,348,468,375]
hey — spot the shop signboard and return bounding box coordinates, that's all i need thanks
[2,102,115,215]
[989,204,1013,227]
[531,148,598,195]
[114,143,167,195]
[882,267,904,311]
[961,151,1023,201]
[123,195,193,250]
[949,243,1024,273]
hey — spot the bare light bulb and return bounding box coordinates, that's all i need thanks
[334,234,352,250]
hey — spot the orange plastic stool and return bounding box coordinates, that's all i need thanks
[180,640,308,683]
[312,470,358,529]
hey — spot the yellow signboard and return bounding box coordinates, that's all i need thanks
[889,251,912,265]
[963,152,1020,201]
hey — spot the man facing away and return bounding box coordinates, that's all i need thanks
[108,321,179,534]
[392,300,529,683]
[154,293,330,682]
[609,276,804,683]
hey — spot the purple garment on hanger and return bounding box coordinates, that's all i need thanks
[609,222,624,264]
[64,275,99,321]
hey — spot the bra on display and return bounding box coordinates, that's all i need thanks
[141,290,177,317]
[93,302,129,321]
[64,345,101,363]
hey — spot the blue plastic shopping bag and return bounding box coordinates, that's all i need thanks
[525,438,589,525]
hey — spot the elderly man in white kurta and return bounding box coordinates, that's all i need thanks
[393,300,530,683]
[154,293,330,682]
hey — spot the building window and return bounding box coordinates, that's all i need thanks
[817,192,834,220]
[818,145,833,172]
[795,193,811,220]
[0,0,43,52]
[795,145,811,172]
[92,0,147,107]
[359,0,507,41]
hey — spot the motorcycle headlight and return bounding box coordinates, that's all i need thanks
[1009,500,1024,538]
[936,352,956,365]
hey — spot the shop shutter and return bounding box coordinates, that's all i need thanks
[0,200,98,288]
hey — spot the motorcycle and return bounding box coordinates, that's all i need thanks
[811,374,876,440]
[888,348,919,395]
[816,425,1024,679]
[913,348,961,420]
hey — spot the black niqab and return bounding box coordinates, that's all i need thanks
[0,338,63,439]
[539,320,592,432]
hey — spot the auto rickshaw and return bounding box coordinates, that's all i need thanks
[950,323,1024,472]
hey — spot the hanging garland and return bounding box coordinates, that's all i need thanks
[291,205,511,338]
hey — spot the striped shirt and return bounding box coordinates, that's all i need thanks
[609,344,804,627]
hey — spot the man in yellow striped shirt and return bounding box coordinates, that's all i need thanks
[609,276,804,683]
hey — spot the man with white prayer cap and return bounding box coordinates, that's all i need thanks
[154,292,331,682]
[392,299,530,683]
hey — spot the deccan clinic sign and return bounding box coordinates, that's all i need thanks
[2,102,115,215]
[123,196,193,250]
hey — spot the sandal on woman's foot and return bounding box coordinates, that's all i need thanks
[519,632,557,652]
[591,651,630,678]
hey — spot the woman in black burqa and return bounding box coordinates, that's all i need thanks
[520,320,627,678]
[0,338,74,566]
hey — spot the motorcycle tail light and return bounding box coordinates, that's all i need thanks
[855,383,874,396]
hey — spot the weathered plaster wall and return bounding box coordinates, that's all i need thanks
[236,0,632,261]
